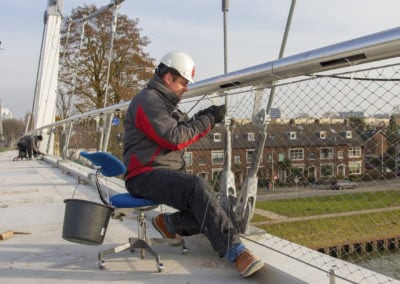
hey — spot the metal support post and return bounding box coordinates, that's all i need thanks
[328,265,337,284]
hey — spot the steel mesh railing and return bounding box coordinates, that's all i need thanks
[212,58,400,282]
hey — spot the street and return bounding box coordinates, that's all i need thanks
[256,179,400,201]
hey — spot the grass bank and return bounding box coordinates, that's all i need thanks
[253,190,400,249]
[256,210,400,248]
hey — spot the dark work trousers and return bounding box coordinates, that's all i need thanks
[17,142,33,159]
[125,168,241,257]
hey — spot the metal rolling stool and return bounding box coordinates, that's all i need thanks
[80,151,187,272]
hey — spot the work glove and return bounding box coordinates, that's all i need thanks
[208,104,226,125]
[194,105,218,118]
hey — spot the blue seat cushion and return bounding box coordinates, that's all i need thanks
[110,193,159,208]
[80,151,126,177]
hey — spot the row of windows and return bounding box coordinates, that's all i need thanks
[184,146,362,166]
[213,132,256,142]
[185,150,256,165]
[288,130,354,140]
[212,130,353,142]
[289,147,361,160]
[198,160,363,181]
[291,161,362,176]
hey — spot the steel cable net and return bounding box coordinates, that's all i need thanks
[49,58,400,283]
[180,58,400,282]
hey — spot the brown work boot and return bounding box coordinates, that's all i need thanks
[152,214,181,240]
[234,249,264,277]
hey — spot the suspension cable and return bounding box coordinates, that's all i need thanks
[103,2,119,108]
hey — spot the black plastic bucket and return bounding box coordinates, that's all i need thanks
[62,199,114,245]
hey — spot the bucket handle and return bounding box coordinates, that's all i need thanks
[70,168,112,207]
[94,168,112,206]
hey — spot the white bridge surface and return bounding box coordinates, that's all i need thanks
[0,150,397,284]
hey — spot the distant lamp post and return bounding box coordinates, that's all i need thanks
[271,150,275,191]
[222,0,229,74]
[381,130,384,173]
[0,100,4,148]
[396,141,400,177]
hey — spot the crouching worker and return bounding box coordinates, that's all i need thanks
[14,134,43,160]
[123,51,264,277]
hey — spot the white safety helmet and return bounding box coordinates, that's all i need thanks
[160,51,195,83]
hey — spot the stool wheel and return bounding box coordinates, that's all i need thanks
[157,262,164,272]
[98,260,106,269]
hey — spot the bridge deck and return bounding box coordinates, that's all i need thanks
[0,150,396,284]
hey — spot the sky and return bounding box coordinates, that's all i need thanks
[1,0,400,119]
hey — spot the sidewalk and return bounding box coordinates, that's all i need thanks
[0,151,270,283]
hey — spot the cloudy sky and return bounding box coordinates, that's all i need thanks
[1,0,400,119]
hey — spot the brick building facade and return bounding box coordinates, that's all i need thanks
[186,121,365,186]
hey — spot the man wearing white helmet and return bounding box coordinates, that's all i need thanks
[123,51,263,278]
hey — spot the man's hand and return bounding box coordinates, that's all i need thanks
[208,104,226,124]
[195,104,226,125]
[195,105,218,118]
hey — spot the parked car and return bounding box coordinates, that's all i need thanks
[331,180,357,190]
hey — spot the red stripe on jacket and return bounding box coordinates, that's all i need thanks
[135,105,210,150]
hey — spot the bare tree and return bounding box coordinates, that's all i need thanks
[2,119,25,147]
[58,5,155,116]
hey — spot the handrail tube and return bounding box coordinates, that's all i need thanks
[183,26,400,98]
[32,26,400,132]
